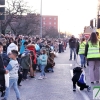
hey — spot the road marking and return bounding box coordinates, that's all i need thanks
[70,70,90,100]
[56,64,73,66]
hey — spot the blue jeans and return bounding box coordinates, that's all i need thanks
[4,78,20,99]
[79,54,85,67]
[40,65,46,76]
[70,48,76,60]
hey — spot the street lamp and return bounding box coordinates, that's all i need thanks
[40,0,42,38]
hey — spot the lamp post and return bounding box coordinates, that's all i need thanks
[40,0,42,38]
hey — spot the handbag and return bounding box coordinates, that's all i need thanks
[5,73,10,87]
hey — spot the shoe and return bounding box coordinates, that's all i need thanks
[1,92,5,97]
[30,76,35,78]
[52,70,54,72]
[43,76,47,79]
[73,87,76,92]
[96,81,99,84]
[18,84,22,86]
[17,98,21,100]
[91,82,94,84]
[87,86,91,92]
[25,79,29,81]
[84,65,86,68]
[81,65,83,68]
[38,76,43,80]
[69,59,72,61]
[1,98,7,100]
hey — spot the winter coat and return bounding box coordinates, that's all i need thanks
[72,67,82,83]
[27,44,37,64]
[0,54,6,81]
[21,53,32,69]
[7,43,18,55]
[69,38,76,48]
[20,39,25,54]
[39,54,48,66]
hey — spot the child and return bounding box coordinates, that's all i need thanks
[0,42,8,97]
[38,49,48,80]
[21,50,31,80]
[2,50,21,100]
[72,67,91,92]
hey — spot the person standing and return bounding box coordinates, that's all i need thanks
[69,35,76,60]
[76,38,86,67]
[0,42,9,97]
[85,32,100,84]
[2,50,21,100]
[38,49,48,80]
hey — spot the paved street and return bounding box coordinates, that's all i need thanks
[1,47,99,100]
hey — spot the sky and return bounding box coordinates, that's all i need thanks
[24,0,98,37]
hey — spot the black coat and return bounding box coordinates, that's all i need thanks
[69,38,76,48]
[72,67,82,82]
[0,54,6,81]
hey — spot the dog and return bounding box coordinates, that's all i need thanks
[72,67,91,92]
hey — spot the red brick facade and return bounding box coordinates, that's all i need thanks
[42,15,58,30]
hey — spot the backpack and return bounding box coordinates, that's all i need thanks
[78,72,86,84]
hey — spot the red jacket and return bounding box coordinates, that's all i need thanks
[27,44,37,64]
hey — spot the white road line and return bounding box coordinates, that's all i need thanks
[70,70,90,100]
[56,64,73,66]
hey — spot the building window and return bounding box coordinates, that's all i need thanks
[49,22,51,25]
[54,18,56,20]
[54,22,56,25]
[43,17,45,20]
[43,22,45,25]
[49,17,51,20]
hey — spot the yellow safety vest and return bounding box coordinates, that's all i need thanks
[87,41,100,58]
[79,41,86,54]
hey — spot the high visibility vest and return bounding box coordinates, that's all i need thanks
[78,41,86,54]
[87,41,100,58]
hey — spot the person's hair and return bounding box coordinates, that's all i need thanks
[28,40,31,43]
[81,38,85,43]
[24,41,28,46]
[10,38,14,42]
[0,42,3,46]
[89,32,98,45]
[11,50,18,57]
[42,49,46,54]
[96,32,99,36]
[30,51,34,56]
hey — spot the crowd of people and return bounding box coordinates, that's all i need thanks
[0,34,67,100]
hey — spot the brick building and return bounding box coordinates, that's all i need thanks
[42,15,58,30]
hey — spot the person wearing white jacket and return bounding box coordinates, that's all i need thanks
[7,38,18,55]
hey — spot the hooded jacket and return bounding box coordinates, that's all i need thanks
[7,43,18,55]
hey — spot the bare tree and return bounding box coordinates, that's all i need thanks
[43,27,59,38]
[9,13,40,35]
[0,0,34,35]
